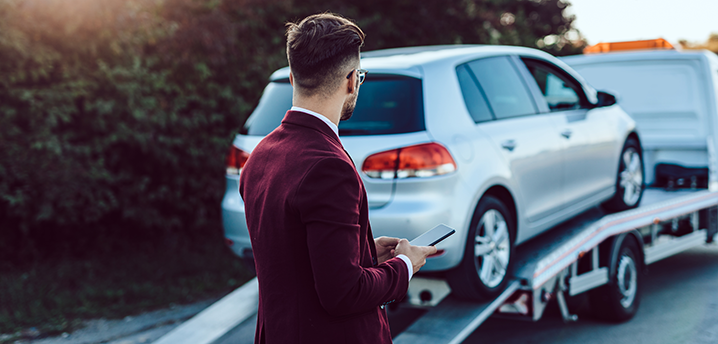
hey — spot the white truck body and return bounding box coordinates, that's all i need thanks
[562,50,718,188]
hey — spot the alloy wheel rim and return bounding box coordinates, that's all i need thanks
[617,254,637,308]
[474,209,510,288]
[620,148,643,206]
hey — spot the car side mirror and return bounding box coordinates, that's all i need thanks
[596,90,617,107]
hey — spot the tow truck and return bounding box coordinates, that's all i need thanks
[394,39,718,343]
[395,187,718,344]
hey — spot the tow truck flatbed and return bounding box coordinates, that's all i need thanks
[395,188,718,343]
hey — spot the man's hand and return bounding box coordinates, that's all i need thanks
[395,239,438,274]
[374,236,400,264]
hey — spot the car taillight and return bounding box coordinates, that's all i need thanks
[226,145,250,175]
[362,142,457,179]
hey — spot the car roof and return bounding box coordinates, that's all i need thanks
[269,44,557,81]
[562,49,715,66]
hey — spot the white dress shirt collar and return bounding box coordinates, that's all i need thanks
[290,106,339,137]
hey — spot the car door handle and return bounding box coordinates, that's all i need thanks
[561,129,572,139]
[501,140,517,151]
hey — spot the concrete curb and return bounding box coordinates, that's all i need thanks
[27,299,218,344]
[153,278,258,344]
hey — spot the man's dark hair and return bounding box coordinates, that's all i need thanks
[286,13,365,97]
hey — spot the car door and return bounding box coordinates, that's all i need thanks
[457,56,565,225]
[519,57,616,208]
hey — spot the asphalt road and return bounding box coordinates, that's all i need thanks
[215,244,718,344]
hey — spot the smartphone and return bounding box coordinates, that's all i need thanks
[410,224,456,247]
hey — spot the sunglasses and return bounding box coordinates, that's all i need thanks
[346,69,368,85]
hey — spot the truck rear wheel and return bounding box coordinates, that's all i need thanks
[448,195,514,301]
[589,237,642,322]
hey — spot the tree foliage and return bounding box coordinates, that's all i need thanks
[679,33,718,54]
[0,0,584,263]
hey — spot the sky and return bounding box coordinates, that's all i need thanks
[565,0,718,45]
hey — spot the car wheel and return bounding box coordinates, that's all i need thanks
[589,237,642,322]
[448,195,514,301]
[603,138,644,212]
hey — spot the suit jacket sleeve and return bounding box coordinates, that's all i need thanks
[294,157,409,316]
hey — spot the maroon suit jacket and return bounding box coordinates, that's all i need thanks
[239,110,410,344]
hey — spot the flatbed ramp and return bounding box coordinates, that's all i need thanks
[394,281,520,344]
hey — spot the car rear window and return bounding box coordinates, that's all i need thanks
[241,75,425,136]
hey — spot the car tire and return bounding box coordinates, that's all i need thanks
[602,137,644,212]
[589,237,642,322]
[447,195,514,301]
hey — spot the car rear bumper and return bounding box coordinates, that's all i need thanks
[222,177,252,259]
[221,175,466,272]
[366,193,465,271]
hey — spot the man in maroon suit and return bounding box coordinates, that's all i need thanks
[239,13,437,344]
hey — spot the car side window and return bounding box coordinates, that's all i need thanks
[522,59,586,111]
[465,56,537,120]
[456,64,494,123]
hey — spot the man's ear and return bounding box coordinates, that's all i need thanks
[289,72,294,86]
[346,71,357,94]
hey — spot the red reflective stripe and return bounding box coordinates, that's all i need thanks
[532,192,718,279]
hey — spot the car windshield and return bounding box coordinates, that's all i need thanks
[241,75,425,136]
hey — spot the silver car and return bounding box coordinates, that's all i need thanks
[223,45,644,300]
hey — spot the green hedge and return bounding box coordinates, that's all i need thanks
[0,0,584,263]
